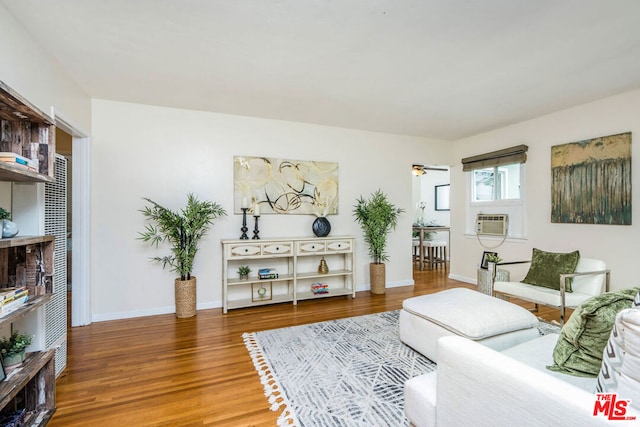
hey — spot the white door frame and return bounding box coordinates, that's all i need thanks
[55,116,92,326]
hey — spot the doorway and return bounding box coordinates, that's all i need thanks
[412,165,451,272]
[412,165,450,229]
[55,128,72,323]
[55,116,91,327]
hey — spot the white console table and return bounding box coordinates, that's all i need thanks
[221,236,355,313]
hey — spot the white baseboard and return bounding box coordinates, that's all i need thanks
[355,279,414,292]
[448,273,477,285]
[92,280,417,322]
[92,306,176,322]
[92,300,224,322]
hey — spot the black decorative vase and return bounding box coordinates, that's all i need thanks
[312,217,331,237]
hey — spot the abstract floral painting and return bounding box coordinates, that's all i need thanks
[234,156,338,215]
[551,132,631,225]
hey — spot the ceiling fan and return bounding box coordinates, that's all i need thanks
[412,164,448,176]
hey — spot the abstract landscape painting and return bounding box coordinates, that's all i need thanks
[551,132,631,225]
[233,156,338,215]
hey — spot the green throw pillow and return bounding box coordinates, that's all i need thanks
[547,287,639,377]
[521,248,580,292]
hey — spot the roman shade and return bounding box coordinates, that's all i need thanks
[461,144,528,171]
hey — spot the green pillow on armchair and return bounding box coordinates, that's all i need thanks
[521,248,580,292]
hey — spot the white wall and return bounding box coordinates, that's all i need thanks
[0,5,91,132]
[449,89,640,290]
[91,99,450,320]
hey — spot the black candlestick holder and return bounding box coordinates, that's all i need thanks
[252,216,260,240]
[240,208,249,239]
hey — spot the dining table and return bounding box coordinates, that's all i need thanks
[412,225,451,270]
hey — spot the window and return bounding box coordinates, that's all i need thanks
[472,163,521,202]
[461,145,528,238]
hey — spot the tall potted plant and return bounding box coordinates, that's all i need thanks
[353,189,404,294]
[139,193,226,318]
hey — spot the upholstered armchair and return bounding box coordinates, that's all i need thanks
[491,250,610,324]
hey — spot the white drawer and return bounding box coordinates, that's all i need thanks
[327,240,351,252]
[262,243,292,255]
[297,241,326,254]
[229,244,261,257]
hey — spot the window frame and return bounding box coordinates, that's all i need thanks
[466,162,527,238]
[471,163,522,203]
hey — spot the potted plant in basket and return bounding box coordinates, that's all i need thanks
[139,193,227,318]
[0,330,33,367]
[353,189,404,294]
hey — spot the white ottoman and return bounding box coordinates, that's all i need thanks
[399,288,540,361]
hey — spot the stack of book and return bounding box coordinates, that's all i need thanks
[311,283,329,294]
[259,268,279,280]
[0,286,29,317]
[0,152,38,171]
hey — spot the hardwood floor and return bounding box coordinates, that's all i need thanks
[51,266,565,426]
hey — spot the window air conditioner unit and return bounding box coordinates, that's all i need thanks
[476,214,508,236]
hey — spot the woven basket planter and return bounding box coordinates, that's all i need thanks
[370,263,386,295]
[175,277,197,318]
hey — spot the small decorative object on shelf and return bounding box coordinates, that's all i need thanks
[252,203,261,240]
[0,330,32,368]
[312,216,331,237]
[0,207,18,238]
[259,268,278,279]
[252,282,272,302]
[240,208,249,240]
[311,282,329,294]
[237,266,251,280]
[318,257,329,274]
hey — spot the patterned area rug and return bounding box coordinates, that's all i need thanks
[243,310,561,427]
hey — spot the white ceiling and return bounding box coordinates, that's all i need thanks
[3,0,640,140]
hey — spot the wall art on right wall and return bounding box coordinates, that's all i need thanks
[551,132,631,225]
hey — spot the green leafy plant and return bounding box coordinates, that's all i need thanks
[353,189,404,264]
[237,266,251,277]
[0,207,11,220]
[139,193,227,280]
[0,330,32,358]
[486,254,502,264]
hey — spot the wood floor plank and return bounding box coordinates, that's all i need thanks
[50,266,565,426]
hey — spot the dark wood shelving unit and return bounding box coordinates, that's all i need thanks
[0,235,55,249]
[0,350,56,425]
[0,162,54,183]
[0,79,55,183]
[0,81,57,425]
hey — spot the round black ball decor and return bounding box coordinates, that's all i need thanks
[312,217,331,237]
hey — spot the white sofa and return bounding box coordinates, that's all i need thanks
[405,333,640,427]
